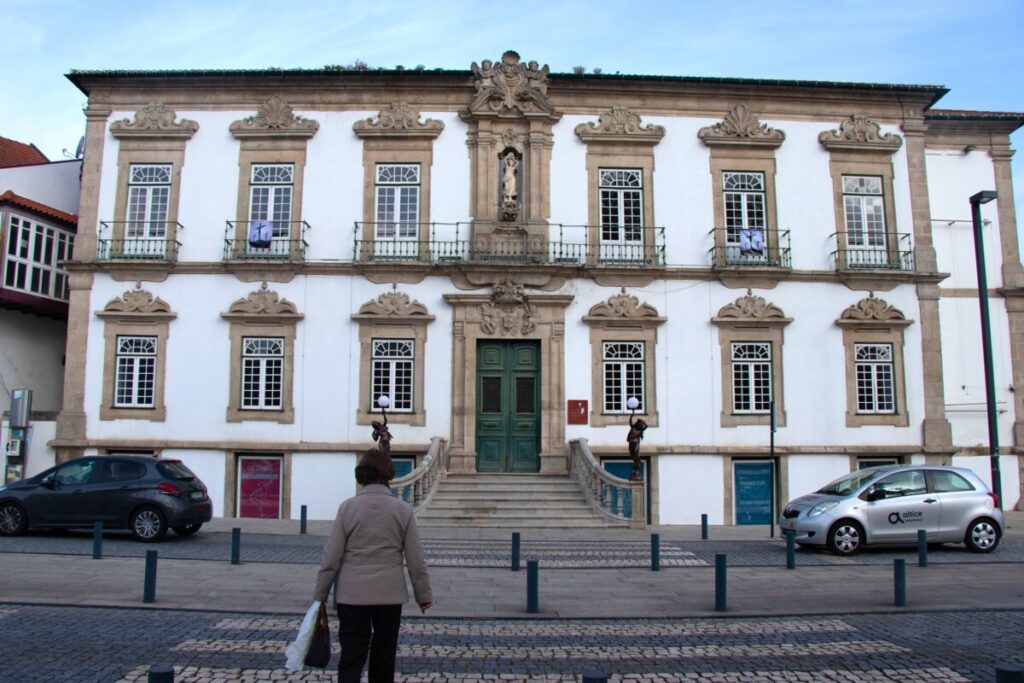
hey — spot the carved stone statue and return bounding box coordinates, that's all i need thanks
[627,416,648,481]
[502,152,518,202]
[371,419,392,454]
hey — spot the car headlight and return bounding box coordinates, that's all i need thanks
[808,501,839,517]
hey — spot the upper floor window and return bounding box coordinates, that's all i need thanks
[855,342,895,414]
[127,164,171,242]
[3,214,73,301]
[371,338,414,412]
[842,175,887,256]
[731,342,772,414]
[375,164,420,242]
[241,336,284,410]
[115,335,157,408]
[249,164,294,245]
[602,341,645,413]
[599,169,643,249]
[723,172,766,260]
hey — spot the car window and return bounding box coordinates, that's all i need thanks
[817,469,884,496]
[53,460,97,486]
[156,461,196,480]
[94,460,147,483]
[930,470,976,493]
[874,470,926,497]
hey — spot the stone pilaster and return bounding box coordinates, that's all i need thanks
[916,283,953,454]
[54,270,94,462]
[901,116,938,273]
[990,147,1024,288]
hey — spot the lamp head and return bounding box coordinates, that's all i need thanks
[376,395,391,409]
[626,396,640,411]
[970,190,998,205]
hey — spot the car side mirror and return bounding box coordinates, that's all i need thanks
[40,475,56,489]
[864,487,885,502]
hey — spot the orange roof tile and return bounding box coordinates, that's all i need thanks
[0,190,78,227]
[0,136,48,167]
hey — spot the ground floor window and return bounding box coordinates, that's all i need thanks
[236,455,283,519]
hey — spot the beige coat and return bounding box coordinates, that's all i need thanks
[313,485,432,606]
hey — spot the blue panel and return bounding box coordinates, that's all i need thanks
[392,458,415,501]
[734,461,773,525]
[602,460,646,518]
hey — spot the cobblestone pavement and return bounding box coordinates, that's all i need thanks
[1,531,1021,568]
[0,604,1020,682]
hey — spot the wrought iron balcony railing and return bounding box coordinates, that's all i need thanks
[97,222,183,261]
[830,232,914,271]
[224,221,310,261]
[707,228,792,269]
[353,222,666,267]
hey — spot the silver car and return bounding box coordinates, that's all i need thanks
[780,465,1004,556]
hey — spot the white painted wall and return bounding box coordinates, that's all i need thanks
[1,419,57,478]
[0,309,67,413]
[167,449,228,517]
[291,452,357,520]
[786,455,851,500]
[657,455,725,525]
[0,160,81,214]
[951,454,1021,510]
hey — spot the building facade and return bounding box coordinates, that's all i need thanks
[58,52,1024,522]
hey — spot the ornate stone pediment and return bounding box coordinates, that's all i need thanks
[110,103,198,140]
[97,285,176,318]
[819,115,902,152]
[229,96,319,139]
[464,50,559,120]
[698,105,785,148]
[221,282,302,319]
[836,296,911,327]
[479,279,538,336]
[712,294,791,325]
[353,103,444,139]
[352,289,435,322]
[583,290,666,328]
[574,106,665,145]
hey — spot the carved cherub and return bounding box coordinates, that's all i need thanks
[627,415,648,481]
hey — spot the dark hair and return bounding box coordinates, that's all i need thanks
[355,448,395,486]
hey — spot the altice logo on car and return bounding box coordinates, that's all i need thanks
[887,510,924,525]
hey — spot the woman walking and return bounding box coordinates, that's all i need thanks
[313,448,432,682]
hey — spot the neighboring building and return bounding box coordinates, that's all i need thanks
[0,138,81,481]
[57,53,1023,523]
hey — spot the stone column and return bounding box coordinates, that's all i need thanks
[990,148,1024,288]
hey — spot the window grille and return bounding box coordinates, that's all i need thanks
[241,337,284,409]
[249,164,294,239]
[855,343,895,413]
[114,336,157,408]
[731,342,772,413]
[599,168,643,244]
[3,214,74,301]
[723,172,766,254]
[371,339,414,412]
[842,175,887,249]
[602,341,644,412]
[375,164,420,241]
[126,164,171,240]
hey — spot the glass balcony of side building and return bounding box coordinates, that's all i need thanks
[96,222,182,261]
[353,221,666,267]
[707,228,792,269]
[224,220,309,262]
[830,231,914,271]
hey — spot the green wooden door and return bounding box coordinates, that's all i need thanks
[475,341,541,472]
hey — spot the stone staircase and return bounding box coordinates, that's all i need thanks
[416,473,622,528]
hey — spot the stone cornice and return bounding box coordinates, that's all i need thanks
[712,294,791,326]
[835,295,913,328]
[110,102,198,140]
[229,95,319,139]
[574,106,665,145]
[698,105,785,149]
[353,103,444,139]
[819,114,903,153]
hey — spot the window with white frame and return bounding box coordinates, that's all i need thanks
[599,169,643,245]
[114,336,157,408]
[723,172,766,256]
[249,164,294,239]
[842,175,887,250]
[855,342,895,413]
[126,164,171,240]
[375,164,420,241]
[241,337,284,410]
[731,342,772,413]
[3,214,74,301]
[371,338,414,412]
[602,341,645,412]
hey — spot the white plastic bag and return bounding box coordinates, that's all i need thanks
[285,601,323,671]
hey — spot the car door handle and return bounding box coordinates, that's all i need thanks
[924,498,938,504]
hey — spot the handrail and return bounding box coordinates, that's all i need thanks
[829,232,914,271]
[96,237,182,261]
[706,227,792,268]
[392,437,449,509]
[567,438,646,528]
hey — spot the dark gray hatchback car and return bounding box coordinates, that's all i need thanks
[0,455,212,542]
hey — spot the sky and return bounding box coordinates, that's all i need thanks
[2,0,1023,199]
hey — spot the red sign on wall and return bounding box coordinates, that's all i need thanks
[238,457,282,519]
[567,400,588,425]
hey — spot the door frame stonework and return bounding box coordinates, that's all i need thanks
[444,286,572,474]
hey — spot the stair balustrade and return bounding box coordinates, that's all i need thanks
[568,438,647,528]
[392,437,449,509]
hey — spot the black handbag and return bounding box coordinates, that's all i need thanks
[304,602,331,668]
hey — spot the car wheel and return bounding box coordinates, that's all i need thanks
[130,506,168,542]
[172,522,202,537]
[964,518,1000,553]
[826,520,864,556]
[0,502,28,536]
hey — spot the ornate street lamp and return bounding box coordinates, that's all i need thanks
[372,394,393,453]
[625,396,646,481]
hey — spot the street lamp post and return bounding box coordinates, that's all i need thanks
[373,395,393,453]
[969,190,1002,505]
[625,396,646,481]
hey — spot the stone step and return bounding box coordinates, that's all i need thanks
[417,516,616,528]
[423,501,597,512]
[428,490,585,501]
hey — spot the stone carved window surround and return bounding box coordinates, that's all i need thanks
[836,296,911,427]
[351,289,435,426]
[97,286,177,422]
[582,290,666,428]
[444,280,573,475]
[222,451,293,521]
[220,283,303,424]
[109,103,198,259]
[711,293,791,427]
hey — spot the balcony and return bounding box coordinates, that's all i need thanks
[831,232,914,271]
[707,228,792,269]
[353,222,666,267]
[97,222,182,261]
[224,221,310,262]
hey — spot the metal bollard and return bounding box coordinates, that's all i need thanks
[786,533,796,570]
[231,527,241,565]
[651,533,660,571]
[148,664,174,682]
[143,550,158,604]
[93,521,103,560]
[582,673,608,683]
[300,505,307,535]
[996,665,1024,682]
[701,514,709,540]
[526,560,539,614]
[894,559,906,607]
[917,529,928,567]
[511,532,521,572]
[714,553,727,612]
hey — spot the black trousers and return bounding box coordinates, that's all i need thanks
[335,603,403,683]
